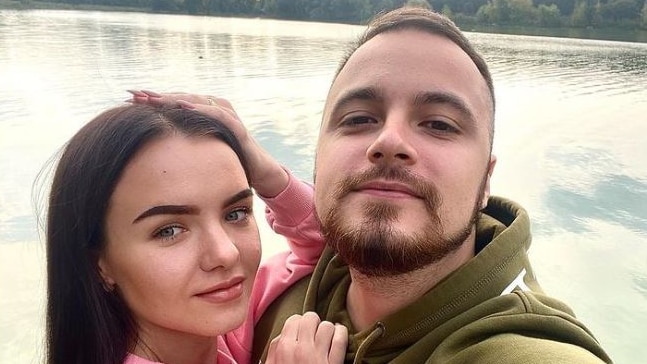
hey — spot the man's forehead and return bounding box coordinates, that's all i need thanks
[328,30,492,116]
[331,32,477,94]
[345,30,456,66]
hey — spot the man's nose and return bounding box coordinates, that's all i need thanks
[366,119,418,166]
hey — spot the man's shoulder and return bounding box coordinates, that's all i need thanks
[432,332,610,364]
[424,291,612,363]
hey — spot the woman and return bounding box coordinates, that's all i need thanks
[45,104,346,364]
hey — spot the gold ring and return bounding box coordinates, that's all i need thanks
[206,97,216,105]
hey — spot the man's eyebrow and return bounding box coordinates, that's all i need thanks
[414,91,476,125]
[132,189,253,224]
[133,205,198,224]
[331,87,383,113]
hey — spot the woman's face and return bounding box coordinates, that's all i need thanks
[99,134,261,342]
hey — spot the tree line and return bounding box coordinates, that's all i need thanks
[18,0,647,29]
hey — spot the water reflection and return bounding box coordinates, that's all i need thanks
[1,10,646,364]
[544,172,647,235]
[634,273,647,300]
[254,120,316,182]
[474,33,647,97]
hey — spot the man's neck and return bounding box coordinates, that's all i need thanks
[346,238,476,331]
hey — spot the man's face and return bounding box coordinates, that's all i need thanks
[314,29,496,276]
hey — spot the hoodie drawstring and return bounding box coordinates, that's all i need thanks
[353,322,385,364]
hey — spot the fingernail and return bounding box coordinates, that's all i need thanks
[142,90,162,98]
[178,100,196,109]
[126,89,147,97]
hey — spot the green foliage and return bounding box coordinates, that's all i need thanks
[571,0,595,26]
[537,3,562,26]
[210,0,258,14]
[184,0,203,14]
[372,0,400,14]
[430,0,488,15]
[441,3,452,17]
[404,0,431,9]
[151,0,179,12]
[476,0,537,24]
[598,0,641,22]
[476,0,507,23]
[535,0,575,15]
[507,0,536,23]
[18,0,647,30]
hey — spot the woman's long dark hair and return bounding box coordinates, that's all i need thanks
[45,104,250,364]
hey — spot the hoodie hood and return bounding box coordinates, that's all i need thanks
[253,196,611,364]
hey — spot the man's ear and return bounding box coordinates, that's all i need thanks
[97,256,116,292]
[481,154,497,209]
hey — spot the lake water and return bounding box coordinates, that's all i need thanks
[1,9,646,364]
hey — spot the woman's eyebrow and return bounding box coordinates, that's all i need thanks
[132,205,198,224]
[132,188,253,224]
[223,188,254,207]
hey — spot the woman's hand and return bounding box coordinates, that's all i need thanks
[265,312,348,364]
[127,90,289,197]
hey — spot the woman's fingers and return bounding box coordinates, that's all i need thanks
[178,101,248,140]
[266,312,348,364]
[127,89,231,108]
[328,324,349,364]
[266,313,307,363]
[125,89,288,197]
[314,320,337,356]
[127,90,243,133]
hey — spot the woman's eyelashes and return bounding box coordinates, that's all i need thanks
[149,203,252,243]
[225,206,252,223]
[153,224,186,242]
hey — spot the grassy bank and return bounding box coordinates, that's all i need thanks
[3,0,645,43]
[0,0,143,12]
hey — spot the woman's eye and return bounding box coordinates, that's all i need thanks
[225,208,250,222]
[154,225,185,241]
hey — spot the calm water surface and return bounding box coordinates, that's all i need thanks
[1,10,646,364]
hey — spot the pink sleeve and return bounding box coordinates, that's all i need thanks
[223,169,323,364]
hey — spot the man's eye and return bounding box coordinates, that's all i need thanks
[341,115,377,126]
[225,208,250,222]
[423,120,459,133]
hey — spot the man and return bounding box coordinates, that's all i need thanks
[252,7,612,364]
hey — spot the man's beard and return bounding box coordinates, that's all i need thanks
[320,165,486,277]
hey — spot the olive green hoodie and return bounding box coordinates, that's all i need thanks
[252,196,612,363]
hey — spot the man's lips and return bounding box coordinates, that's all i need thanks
[354,181,422,198]
[194,276,245,303]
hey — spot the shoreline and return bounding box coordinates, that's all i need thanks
[1,0,646,43]
[0,0,143,12]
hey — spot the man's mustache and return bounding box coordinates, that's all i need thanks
[333,165,441,213]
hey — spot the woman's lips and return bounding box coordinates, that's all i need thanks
[195,277,244,303]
